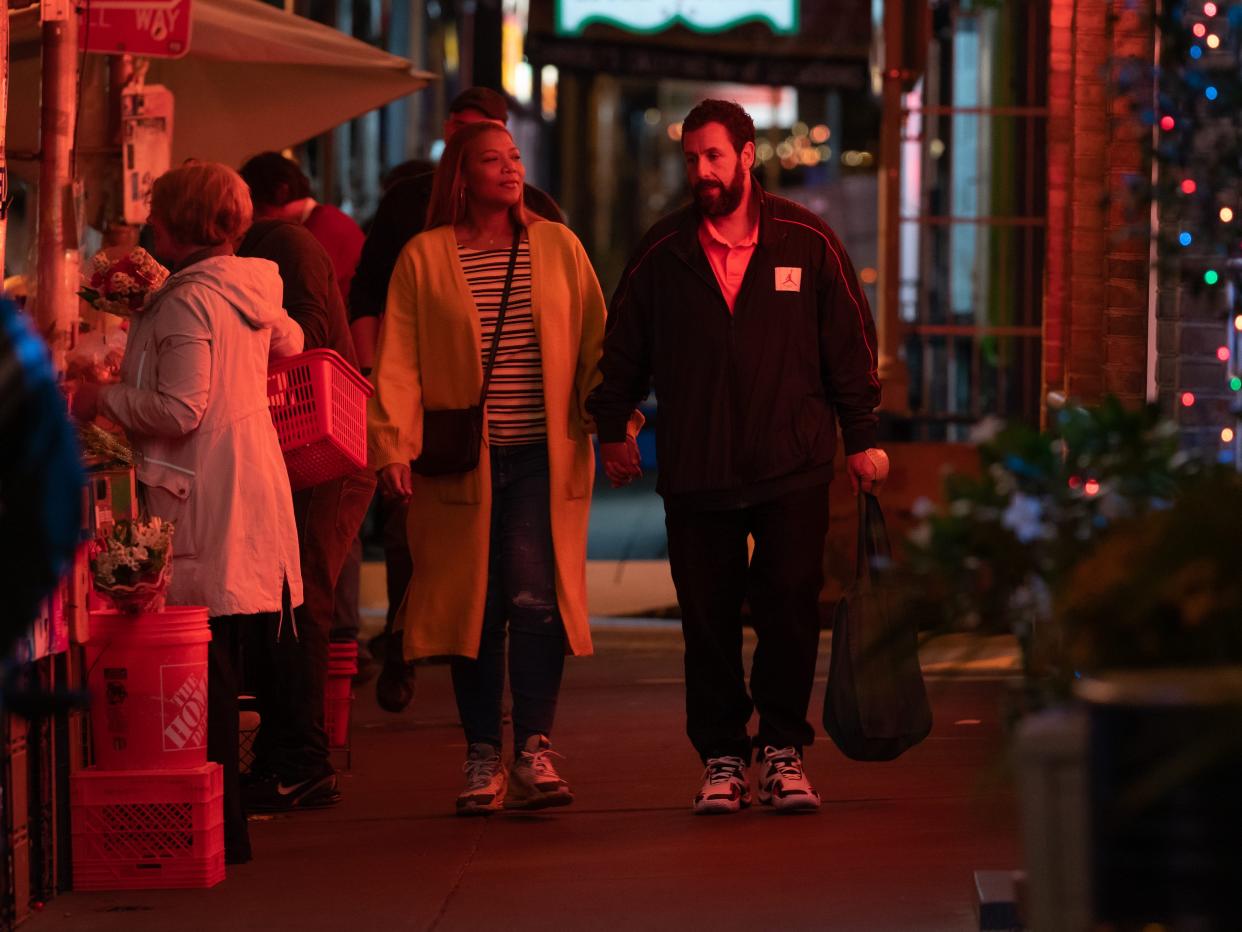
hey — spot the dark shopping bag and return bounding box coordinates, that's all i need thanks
[823,492,932,761]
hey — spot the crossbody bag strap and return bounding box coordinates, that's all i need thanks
[479,225,523,407]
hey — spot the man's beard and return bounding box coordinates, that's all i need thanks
[693,169,745,217]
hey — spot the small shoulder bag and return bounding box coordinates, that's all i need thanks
[410,226,522,477]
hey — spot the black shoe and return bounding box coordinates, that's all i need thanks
[242,765,340,812]
[376,642,416,714]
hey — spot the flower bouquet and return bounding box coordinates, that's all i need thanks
[78,247,169,318]
[91,518,175,613]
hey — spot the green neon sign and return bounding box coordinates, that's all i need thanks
[555,1,800,37]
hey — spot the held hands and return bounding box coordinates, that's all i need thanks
[600,437,642,488]
[846,447,890,495]
[379,463,413,502]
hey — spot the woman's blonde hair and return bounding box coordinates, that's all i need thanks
[150,161,253,247]
[424,121,533,231]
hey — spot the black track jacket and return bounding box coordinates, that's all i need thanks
[586,185,881,511]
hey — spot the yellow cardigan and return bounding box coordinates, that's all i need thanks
[368,220,606,660]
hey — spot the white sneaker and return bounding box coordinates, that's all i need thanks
[758,746,821,813]
[456,743,507,816]
[693,755,751,815]
[506,735,574,810]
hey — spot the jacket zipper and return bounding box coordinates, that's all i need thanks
[144,457,196,476]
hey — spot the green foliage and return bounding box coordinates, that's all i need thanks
[899,396,1231,688]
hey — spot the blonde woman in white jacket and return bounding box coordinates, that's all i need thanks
[73,162,303,865]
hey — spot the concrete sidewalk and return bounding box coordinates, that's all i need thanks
[30,627,1019,932]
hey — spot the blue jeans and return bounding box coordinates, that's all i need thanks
[451,443,567,752]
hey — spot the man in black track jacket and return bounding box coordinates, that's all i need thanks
[587,99,889,816]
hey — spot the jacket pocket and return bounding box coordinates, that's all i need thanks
[136,459,199,558]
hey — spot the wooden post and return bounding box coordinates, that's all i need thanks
[35,0,78,372]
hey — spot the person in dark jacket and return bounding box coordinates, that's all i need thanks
[349,86,564,714]
[587,99,890,817]
[236,219,377,811]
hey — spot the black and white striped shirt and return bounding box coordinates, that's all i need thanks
[457,242,546,446]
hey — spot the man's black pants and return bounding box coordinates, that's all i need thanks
[248,468,376,781]
[665,482,831,763]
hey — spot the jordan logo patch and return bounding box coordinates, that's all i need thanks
[775,267,802,292]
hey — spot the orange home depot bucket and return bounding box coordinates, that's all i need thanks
[86,607,212,771]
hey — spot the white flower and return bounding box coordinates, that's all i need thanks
[968,416,1006,444]
[109,271,139,295]
[1002,493,1052,544]
[988,462,1017,497]
[908,522,933,548]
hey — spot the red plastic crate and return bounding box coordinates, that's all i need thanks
[71,763,224,890]
[267,349,373,490]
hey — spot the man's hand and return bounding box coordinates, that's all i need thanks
[600,438,642,488]
[379,462,413,502]
[846,448,890,495]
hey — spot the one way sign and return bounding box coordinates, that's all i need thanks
[80,0,193,59]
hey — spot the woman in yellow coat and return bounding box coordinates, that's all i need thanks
[369,121,626,815]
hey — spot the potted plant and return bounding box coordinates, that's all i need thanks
[896,396,1241,930]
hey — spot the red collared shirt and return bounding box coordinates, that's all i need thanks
[697,214,759,314]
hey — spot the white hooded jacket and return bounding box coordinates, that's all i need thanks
[101,255,305,616]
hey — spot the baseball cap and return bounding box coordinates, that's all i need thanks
[449,87,509,122]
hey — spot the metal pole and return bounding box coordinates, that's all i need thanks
[877,0,911,414]
[1,0,11,275]
[36,0,78,371]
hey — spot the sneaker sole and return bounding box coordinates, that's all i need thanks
[693,795,751,815]
[456,801,504,816]
[758,791,820,813]
[245,775,340,812]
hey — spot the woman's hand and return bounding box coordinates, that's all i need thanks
[379,463,413,502]
[70,381,103,422]
[600,438,642,488]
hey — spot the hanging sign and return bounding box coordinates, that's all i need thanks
[80,0,193,59]
[555,0,798,37]
[121,84,174,225]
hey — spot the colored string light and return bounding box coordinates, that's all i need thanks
[1160,115,1176,131]
[1207,34,1221,49]
[1218,346,1231,362]
[1182,179,1197,194]
[1206,86,1219,100]
[1205,269,1220,285]
[1084,479,1101,497]
[1068,476,1083,490]
[1182,392,1196,407]
[1221,207,1235,223]
[1191,45,1204,59]
[1194,22,1207,37]
[1223,428,1236,444]
[1179,232,1193,246]
[1204,2,1218,15]
[1235,315,1242,332]
[1231,377,1242,391]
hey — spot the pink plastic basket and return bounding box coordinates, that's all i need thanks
[71,763,225,890]
[267,349,373,491]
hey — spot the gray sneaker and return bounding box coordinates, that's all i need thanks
[456,743,506,816]
[757,745,821,813]
[505,735,573,810]
[693,755,751,815]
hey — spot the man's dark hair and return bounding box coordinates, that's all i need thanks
[448,86,509,122]
[682,99,756,154]
[238,151,313,208]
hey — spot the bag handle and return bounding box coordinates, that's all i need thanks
[478,225,523,408]
[854,491,892,584]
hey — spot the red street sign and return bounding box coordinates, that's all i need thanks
[80,0,193,59]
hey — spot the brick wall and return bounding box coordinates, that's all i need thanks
[1045,0,1155,414]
